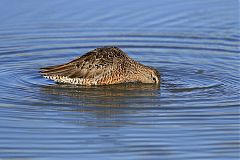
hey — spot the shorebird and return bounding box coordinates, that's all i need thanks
[40,46,160,86]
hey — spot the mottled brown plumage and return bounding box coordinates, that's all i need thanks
[40,46,160,86]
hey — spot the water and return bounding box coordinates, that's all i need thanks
[0,0,239,159]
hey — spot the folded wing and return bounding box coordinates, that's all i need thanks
[40,50,125,85]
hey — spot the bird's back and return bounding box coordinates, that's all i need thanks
[40,46,133,85]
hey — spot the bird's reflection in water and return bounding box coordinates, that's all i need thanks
[41,83,160,127]
[41,83,160,105]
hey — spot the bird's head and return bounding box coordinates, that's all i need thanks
[137,65,161,85]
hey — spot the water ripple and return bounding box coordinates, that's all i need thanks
[0,0,239,159]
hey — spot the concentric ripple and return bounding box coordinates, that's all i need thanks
[0,0,239,160]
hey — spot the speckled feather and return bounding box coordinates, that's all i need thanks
[40,46,160,85]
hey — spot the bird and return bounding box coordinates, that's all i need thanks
[40,46,160,86]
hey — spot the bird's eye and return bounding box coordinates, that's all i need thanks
[153,77,156,81]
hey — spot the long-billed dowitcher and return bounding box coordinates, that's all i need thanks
[40,46,160,86]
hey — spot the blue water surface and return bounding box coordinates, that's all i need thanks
[0,0,239,159]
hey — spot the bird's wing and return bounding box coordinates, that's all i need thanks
[40,51,125,84]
